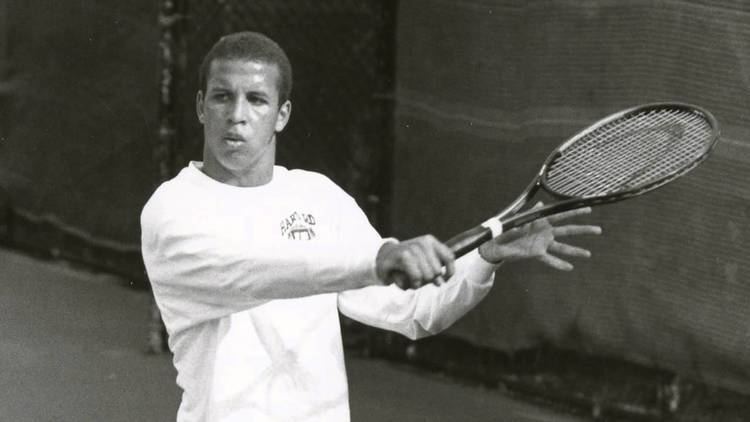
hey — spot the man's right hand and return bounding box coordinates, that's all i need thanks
[375,235,456,289]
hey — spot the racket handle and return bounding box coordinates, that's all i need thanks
[444,225,493,259]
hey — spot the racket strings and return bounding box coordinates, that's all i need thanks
[582,112,686,190]
[554,126,699,195]
[618,113,709,187]
[552,112,708,195]
[547,112,671,194]
[546,108,713,197]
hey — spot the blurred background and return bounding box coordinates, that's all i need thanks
[1,0,749,420]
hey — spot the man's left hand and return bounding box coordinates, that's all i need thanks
[477,205,602,271]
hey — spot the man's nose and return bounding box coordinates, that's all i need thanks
[228,98,248,124]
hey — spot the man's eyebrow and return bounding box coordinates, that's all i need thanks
[247,90,270,97]
[207,77,233,88]
[207,85,230,92]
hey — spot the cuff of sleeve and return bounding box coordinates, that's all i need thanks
[461,248,498,286]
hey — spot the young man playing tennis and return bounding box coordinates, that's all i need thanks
[141,31,601,422]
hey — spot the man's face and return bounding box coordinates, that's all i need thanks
[197,59,291,179]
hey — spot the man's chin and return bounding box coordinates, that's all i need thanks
[216,153,268,174]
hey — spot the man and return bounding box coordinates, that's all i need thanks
[141,31,601,422]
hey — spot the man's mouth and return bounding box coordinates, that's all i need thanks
[222,134,245,147]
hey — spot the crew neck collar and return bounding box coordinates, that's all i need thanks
[184,161,287,193]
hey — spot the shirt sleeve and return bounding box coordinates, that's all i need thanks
[338,250,496,340]
[141,188,385,335]
[331,185,497,340]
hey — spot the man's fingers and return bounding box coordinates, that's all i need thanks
[433,239,456,279]
[409,244,439,284]
[546,207,592,224]
[552,224,602,237]
[443,259,456,281]
[390,253,423,288]
[417,241,445,280]
[414,236,455,284]
[389,271,409,289]
[539,254,574,271]
[392,243,442,288]
[404,255,426,286]
[379,235,458,289]
[548,241,591,258]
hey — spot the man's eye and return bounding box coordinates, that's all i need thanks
[247,95,267,105]
[212,93,230,101]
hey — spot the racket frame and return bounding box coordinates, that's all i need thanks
[446,102,720,258]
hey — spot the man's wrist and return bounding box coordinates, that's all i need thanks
[374,238,399,284]
[478,243,504,266]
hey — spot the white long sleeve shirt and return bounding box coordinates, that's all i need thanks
[141,162,496,422]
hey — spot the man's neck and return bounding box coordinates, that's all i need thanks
[200,160,274,187]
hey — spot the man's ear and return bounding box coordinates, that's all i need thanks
[275,100,292,132]
[196,91,205,124]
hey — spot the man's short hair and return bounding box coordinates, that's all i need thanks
[198,31,293,105]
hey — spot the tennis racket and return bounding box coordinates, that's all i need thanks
[446,102,720,258]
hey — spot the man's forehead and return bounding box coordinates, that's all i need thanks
[208,59,278,79]
[206,59,280,93]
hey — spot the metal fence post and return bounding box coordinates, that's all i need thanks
[148,0,187,354]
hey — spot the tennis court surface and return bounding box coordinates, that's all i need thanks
[0,248,585,422]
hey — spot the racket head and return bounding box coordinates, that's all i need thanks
[539,103,720,203]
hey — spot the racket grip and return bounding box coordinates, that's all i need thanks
[444,225,493,259]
